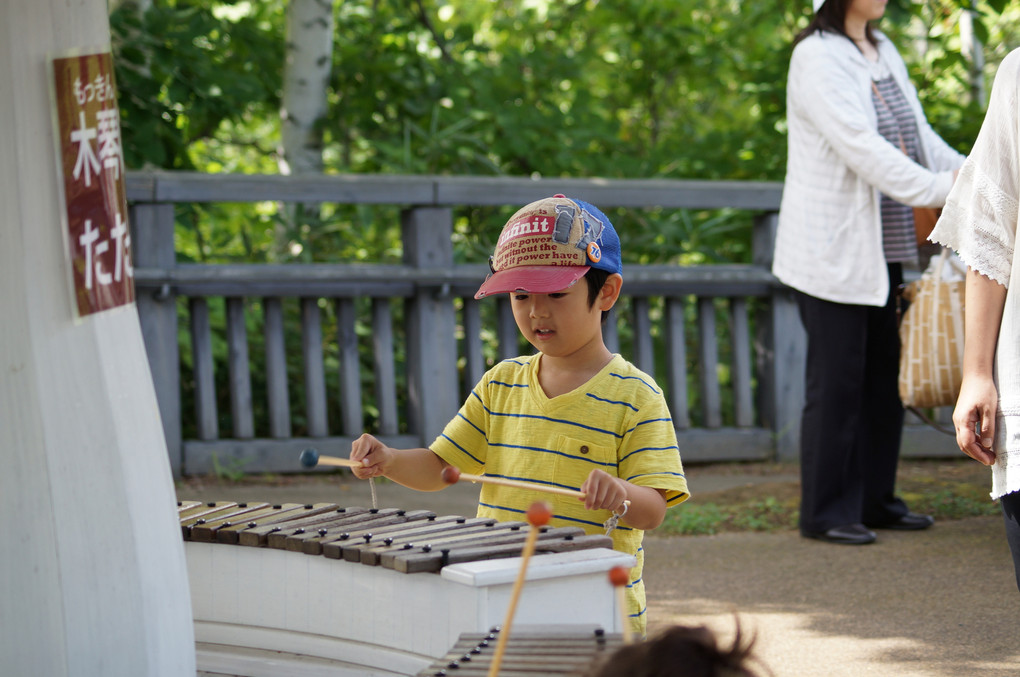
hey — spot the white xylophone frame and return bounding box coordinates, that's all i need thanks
[186,541,635,676]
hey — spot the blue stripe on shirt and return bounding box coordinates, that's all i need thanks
[478,501,634,532]
[626,417,674,435]
[586,392,640,412]
[608,371,660,394]
[488,441,618,469]
[437,433,484,465]
[488,410,625,438]
[619,445,680,464]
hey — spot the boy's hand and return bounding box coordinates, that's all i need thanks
[349,433,393,480]
[580,468,628,513]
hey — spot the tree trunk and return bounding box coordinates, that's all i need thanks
[277,0,335,257]
[280,0,335,176]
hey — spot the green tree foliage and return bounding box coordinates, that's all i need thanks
[108,0,1020,440]
[111,0,1019,266]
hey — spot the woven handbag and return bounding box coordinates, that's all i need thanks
[898,249,966,408]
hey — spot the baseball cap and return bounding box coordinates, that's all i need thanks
[474,195,622,300]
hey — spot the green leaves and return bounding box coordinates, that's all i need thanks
[112,0,1020,266]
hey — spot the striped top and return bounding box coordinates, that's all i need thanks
[429,353,689,636]
[872,73,922,263]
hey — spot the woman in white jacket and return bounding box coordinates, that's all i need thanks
[774,0,964,545]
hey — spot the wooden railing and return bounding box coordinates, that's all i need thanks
[127,171,957,478]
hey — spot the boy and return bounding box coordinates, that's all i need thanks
[350,195,689,635]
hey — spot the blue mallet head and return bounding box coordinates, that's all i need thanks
[299,447,320,468]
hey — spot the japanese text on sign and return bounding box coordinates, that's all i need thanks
[51,50,134,318]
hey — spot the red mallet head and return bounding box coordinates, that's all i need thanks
[440,465,462,484]
[608,565,630,588]
[526,501,553,527]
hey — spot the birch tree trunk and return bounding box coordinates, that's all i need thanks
[277,0,335,256]
[281,0,335,176]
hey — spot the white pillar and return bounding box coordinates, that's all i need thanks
[0,2,195,676]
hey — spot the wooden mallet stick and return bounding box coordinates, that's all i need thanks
[608,565,633,644]
[299,447,363,470]
[299,448,378,509]
[487,500,552,677]
[440,465,585,499]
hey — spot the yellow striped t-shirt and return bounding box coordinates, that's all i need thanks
[430,353,689,636]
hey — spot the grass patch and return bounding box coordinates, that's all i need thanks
[654,460,998,536]
[656,496,799,536]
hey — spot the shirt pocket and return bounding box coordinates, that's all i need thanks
[554,434,618,486]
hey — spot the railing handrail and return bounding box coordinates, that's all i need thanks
[125,170,785,210]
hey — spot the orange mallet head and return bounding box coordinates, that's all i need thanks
[526,501,553,527]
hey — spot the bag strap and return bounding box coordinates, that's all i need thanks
[906,405,956,436]
[871,81,908,154]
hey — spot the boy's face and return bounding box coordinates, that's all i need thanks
[509,279,608,359]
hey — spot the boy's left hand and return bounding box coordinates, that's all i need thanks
[580,468,628,513]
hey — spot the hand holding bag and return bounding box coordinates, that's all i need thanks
[898,249,966,408]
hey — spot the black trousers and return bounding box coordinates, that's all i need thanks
[1001,491,1020,591]
[795,264,909,533]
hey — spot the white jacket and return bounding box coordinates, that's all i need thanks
[773,30,965,306]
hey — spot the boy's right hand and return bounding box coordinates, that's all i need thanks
[349,433,393,480]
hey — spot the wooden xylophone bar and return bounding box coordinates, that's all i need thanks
[178,499,613,573]
[417,628,624,676]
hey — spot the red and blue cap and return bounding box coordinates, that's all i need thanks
[474,195,622,299]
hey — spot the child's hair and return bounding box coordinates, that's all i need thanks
[584,268,612,325]
[581,622,765,677]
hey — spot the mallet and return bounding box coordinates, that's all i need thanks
[608,565,634,644]
[299,447,363,470]
[487,500,553,677]
[299,448,378,509]
[440,465,586,499]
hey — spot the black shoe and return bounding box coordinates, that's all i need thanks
[801,523,876,545]
[865,512,934,531]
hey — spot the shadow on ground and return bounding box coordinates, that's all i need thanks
[643,516,1019,677]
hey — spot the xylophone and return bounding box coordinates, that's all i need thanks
[180,499,635,676]
[416,627,623,677]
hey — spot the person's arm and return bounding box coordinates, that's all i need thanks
[953,269,1007,465]
[580,469,668,531]
[349,433,449,491]
[792,38,954,208]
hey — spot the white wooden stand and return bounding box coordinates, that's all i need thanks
[187,542,634,676]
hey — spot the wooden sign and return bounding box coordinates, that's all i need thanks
[50,49,134,318]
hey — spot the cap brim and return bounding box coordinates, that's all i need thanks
[474,265,589,299]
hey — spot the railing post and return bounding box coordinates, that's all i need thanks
[402,206,460,445]
[131,202,183,477]
[753,211,805,462]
